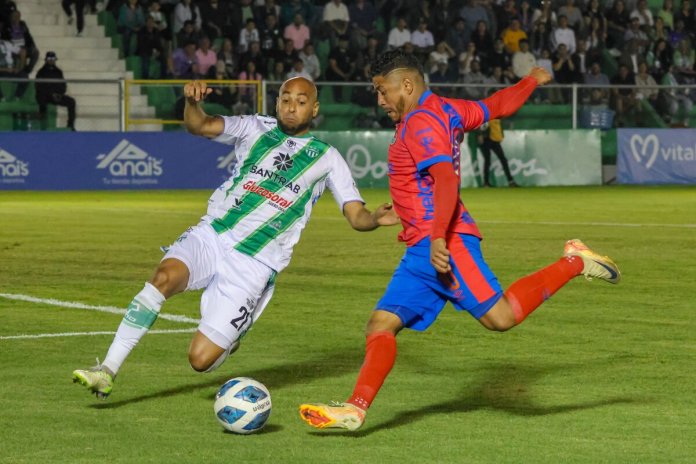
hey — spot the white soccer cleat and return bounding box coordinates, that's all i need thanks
[299,401,366,431]
[564,239,621,284]
[72,359,114,399]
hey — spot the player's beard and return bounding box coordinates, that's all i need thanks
[277,118,312,136]
[394,96,406,122]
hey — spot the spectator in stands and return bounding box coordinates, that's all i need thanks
[619,38,647,74]
[207,62,238,108]
[660,64,693,126]
[583,0,606,32]
[194,36,217,78]
[286,57,313,80]
[428,40,455,74]
[260,14,283,53]
[623,17,649,54]
[137,16,165,79]
[518,0,534,33]
[410,18,435,62]
[650,16,669,43]
[611,63,637,126]
[299,42,321,80]
[0,34,27,101]
[62,0,86,37]
[584,61,610,105]
[496,0,518,34]
[324,35,354,102]
[457,41,480,79]
[553,43,577,102]
[484,38,514,80]
[284,13,310,51]
[170,40,197,79]
[4,10,38,73]
[199,0,230,41]
[673,0,695,33]
[448,18,468,57]
[240,40,266,75]
[605,0,630,51]
[387,17,410,50]
[559,0,584,32]
[148,1,170,54]
[275,38,300,73]
[35,51,75,131]
[673,38,696,84]
[255,0,281,26]
[322,0,350,46]
[536,47,558,102]
[237,60,263,112]
[173,0,201,35]
[532,0,556,29]
[118,0,145,57]
[460,59,487,99]
[585,16,607,62]
[630,0,654,29]
[429,61,453,96]
[216,38,237,78]
[501,18,528,54]
[238,18,260,54]
[668,19,688,48]
[571,39,590,77]
[657,0,674,30]
[460,0,489,41]
[646,38,673,81]
[512,39,536,81]
[529,20,551,58]
[267,60,285,82]
[280,0,314,29]
[348,0,378,52]
[228,0,255,35]
[635,61,659,111]
[551,15,576,54]
[177,20,201,50]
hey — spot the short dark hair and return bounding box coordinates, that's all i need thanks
[370,48,424,78]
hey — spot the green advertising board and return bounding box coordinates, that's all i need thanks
[314,130,602,188]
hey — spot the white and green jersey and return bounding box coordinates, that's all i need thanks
[203,114,363,272]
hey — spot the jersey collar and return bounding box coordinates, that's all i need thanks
[418,89,433,106]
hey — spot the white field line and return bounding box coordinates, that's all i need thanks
[0,293,199,324]
[0,328,196,341]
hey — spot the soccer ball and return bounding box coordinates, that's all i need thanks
[214,377,272,434]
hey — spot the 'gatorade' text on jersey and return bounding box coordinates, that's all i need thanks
[204,115,363,271]
[389,90,489,245]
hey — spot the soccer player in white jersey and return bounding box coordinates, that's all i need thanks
[72,77,399,399]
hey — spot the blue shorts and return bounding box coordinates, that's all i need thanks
[376,234,503,331]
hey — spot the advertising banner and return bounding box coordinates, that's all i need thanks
[617,129,696,184]
[316,129,602,188]
[0,130,602,190]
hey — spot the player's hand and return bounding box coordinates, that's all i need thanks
[430,237,451,273]
[527,67,552,86]
[373,203,400,227]
[184,80,213,103]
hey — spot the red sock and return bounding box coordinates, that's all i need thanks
[505,256,583,324]
[347,331,397,411]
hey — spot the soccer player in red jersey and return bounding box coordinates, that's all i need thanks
[300,49,621,431]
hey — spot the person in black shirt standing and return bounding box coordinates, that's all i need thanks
[35,51,76,131]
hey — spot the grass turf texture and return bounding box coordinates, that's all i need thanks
[0,186,694,463]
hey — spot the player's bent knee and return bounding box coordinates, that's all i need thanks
[150,259,189,298]
[188,352,214,372]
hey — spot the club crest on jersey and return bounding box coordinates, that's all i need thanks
[273,152,294,171]
[306,147,320,158]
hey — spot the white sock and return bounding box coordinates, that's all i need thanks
[102,283,165,376]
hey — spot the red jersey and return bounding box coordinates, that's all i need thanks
[388,90,489,245]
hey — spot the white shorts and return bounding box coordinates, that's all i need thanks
[163,223,276,350]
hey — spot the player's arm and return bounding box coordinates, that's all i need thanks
[183,80,224,138]
[343,201,399,231]
[428,162,459,273]
[481,67,551,120]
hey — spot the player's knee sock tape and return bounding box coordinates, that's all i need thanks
[103,283,165,375]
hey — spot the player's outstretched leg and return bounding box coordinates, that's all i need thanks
[299,402,366,431]
[72,359,114,399]
[564,239,621,284]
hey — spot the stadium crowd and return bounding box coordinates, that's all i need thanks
[1,0,695,125]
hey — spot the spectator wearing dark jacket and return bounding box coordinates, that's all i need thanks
[35,51,76,130]
[3,9,39,73]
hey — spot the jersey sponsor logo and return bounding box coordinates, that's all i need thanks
[0,148,29,183]
[249,165,301,193]
[416,174,434,221]
[420,135,436,155]
[242,180,294,210]
[96,139,162,184]
[273,152,294,172]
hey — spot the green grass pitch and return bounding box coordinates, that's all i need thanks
[0,186,695,463]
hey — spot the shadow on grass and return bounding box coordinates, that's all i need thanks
[90,348,361,410]
[309,363,645,437]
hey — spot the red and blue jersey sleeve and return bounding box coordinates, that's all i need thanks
[446,98,489,131]
[401,111,453,172]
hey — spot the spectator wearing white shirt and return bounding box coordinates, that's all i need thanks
[630,0,654,27]
[411,18,435,61]
[299,43,321,80]
[322,0,349,45]
[286,58,313,81]
[238,18,260,54]
[428,41,455,74]
[387,17,410,50]
[173,0,201,34]
[512,39,536,80]
[551,15,576,54]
